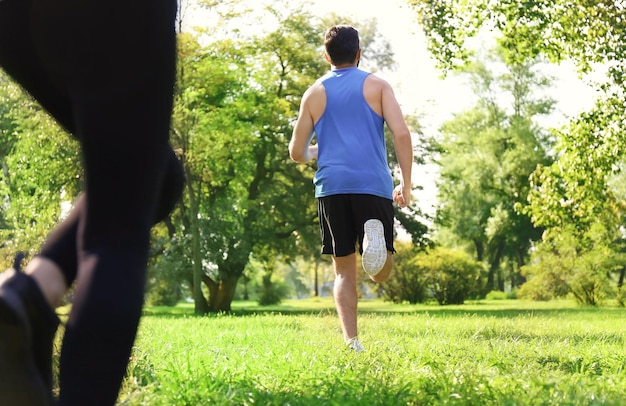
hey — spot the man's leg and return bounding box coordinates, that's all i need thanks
[332,253,359,341]
[355,195,396,283]
[370,252,393,283]
[55,1,178,402]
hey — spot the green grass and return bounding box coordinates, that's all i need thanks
[116,298,626,405]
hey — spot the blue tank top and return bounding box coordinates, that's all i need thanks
[313,67,393,199]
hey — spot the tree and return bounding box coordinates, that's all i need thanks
[408,1,626,299]
[0,71,81,265]
[162,5,429,314]
[434,48,554,292]
[408,0,626,249]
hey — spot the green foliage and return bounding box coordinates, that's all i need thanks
[0,71,81,261]
[252,256,291,306]
[167,16,334,313]
[615,287,626,308]
[519,224,622,305]
[382,241,428,304]
[525,93,626,238]
[418,247,484,305]
[146,247,187,307]
[384,244,484,305]
[485,290,507,300]
[408,0,626,299]
[257,276,290,306]
[408,0,625,76]
[434,47,553,290]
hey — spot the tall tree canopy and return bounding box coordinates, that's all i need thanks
[409,0,626,239]
[435,48,554,291]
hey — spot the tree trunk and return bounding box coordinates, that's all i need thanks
[474,239,484,262]
[208,274,240,313]
[515,249,527,287]
[313,258,319,297]
[487,240,504,291]
[242,274,250,300]
[186,175,209,315]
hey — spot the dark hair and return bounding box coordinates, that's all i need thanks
[324,25,360,66]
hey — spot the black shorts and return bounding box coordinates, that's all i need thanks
[318,194,395,257]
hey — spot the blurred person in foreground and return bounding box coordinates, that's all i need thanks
[0,0,184,404]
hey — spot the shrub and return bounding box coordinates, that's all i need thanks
[418,247,484,305]
[517,276,556,301]
[485,290,508,300]
[146,277,182,307]
[616,288,625,307]
[381,241,427,304]
[519,225,620,305]
[257,272,290,306]
[383,245,484,305]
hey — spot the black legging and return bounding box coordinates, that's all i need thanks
[0,0,182,405]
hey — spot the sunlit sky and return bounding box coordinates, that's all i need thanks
[183,0,602,217]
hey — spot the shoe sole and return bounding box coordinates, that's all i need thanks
[0,286,50,406]
[362,219,387,276]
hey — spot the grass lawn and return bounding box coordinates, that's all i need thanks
[113,298,626,405]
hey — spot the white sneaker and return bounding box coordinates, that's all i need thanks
[361,219,386,276]
[346,337,364,353]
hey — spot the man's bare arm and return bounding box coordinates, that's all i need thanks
[381,81,413,207]
[289,86,322,163]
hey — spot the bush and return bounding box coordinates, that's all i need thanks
[145,234,189,306]
[257,272,290,306]
[146,278,182,307]
[418,247,484,305]
[382,242,427,304]
[383,245,484,305]
[616,288,625,307]
[485,290,507,300]
[506,289,517,299]
[517,276,556,301]
[519,225,620,305]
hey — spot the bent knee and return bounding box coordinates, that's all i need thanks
[370,252,393,282]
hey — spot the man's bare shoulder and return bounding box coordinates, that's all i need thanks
[302,81,326,113]
[366,72,391,85]
[300,81,327,122]
[303,81,326,99]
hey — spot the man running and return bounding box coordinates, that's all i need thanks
[289,25,413,352]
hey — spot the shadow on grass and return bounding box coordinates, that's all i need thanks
[142,298,626,320]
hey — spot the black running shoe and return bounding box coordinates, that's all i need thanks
[0,254,57,405]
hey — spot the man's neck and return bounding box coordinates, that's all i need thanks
[332,63,357,70]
